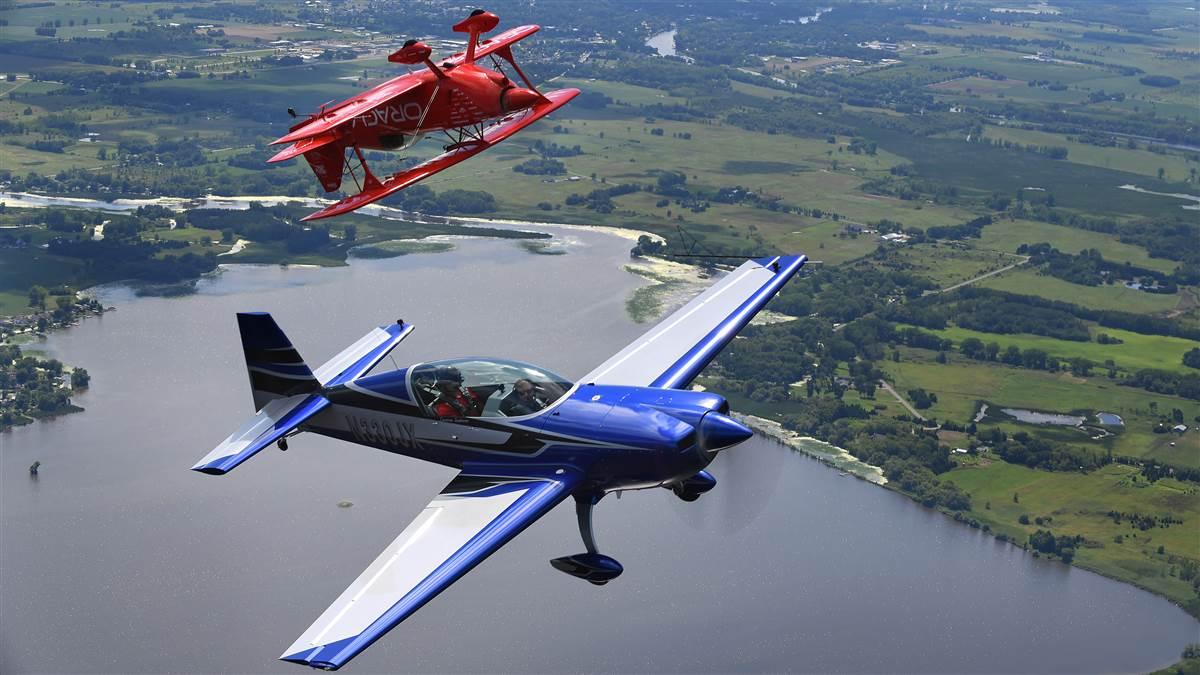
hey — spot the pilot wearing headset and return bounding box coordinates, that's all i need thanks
[431,366,485,418]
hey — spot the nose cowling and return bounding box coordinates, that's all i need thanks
[501,87,542,113]
[697,411,753,456]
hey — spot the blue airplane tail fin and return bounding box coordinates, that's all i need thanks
[237,312,321,410]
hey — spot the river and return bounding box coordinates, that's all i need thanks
[2,226,1198,673]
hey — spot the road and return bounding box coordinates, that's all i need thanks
[879,379,927,422]
[927,255,1029,295]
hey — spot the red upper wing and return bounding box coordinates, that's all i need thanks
[301,88,579,221]
[271,74,426,146]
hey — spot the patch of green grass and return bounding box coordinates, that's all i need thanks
[974,218,1178,273]
[900,323,1200,374]
[887,243,1017,288]
[882,351,1200,466]
[981,125,1197,180]
[866,125,1194,220]
[944,459,1200,617]
[979,267,1183,314]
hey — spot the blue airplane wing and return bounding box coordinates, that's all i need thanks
[280,468,578,671]
[580,255,807,390]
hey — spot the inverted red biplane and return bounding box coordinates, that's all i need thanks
[268,10,579,221]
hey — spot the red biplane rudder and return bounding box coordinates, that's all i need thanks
[304,142,344,193]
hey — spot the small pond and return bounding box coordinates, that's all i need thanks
[1001,408,1085,426]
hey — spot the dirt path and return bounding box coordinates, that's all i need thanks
[928,255,1029,295]
[879,379,927,421]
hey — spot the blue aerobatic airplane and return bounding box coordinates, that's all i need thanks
[193,254,806,670]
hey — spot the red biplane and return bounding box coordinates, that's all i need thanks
[268,10,579,221]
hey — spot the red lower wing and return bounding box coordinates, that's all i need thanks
[301,88,579,221]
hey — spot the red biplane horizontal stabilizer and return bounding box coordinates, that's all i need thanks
[267,130,342,164]
[444,24,538,67]
[300,88,579,222]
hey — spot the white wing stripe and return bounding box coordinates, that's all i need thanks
[284,485,528,650]
[313,327,391,384]
[582,260,774,385]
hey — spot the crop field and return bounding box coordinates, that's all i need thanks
[883,350,1200,467]
[981,125,1197,181]
[866,127,1192,220]
[978,268,1184,314]
[973,218,1179,274]
[944,460,1200,613]
[899,323,1200,375]
[885,243,1017,289]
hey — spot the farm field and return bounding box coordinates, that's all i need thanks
[973,218,1180,274]
[901,323,1200,375]
[882,351,1200,467]
[944,460,1200,615]
[979,268,1185,314]
[981,125,1197,181]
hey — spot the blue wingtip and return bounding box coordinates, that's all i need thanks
[281,637,358,671]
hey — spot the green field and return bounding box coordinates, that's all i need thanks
[974,218,1180,274]
[981,125,1198,181]
[902,323,1200,375]
[887,243,1018,288]
[980,268,1184,314]
[882,352,1200,467]
[945,459,1200,614]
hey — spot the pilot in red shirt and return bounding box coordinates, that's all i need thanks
[431,367,484,418]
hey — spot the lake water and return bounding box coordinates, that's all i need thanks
[2,228,1198,674]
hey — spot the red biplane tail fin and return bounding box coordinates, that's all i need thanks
[304,141,345,193]
[452,9,500,63]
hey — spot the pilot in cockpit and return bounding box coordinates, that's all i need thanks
[499,378,546,417]
[431,367,485,418]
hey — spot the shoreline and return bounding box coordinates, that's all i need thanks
[737,413,888,484]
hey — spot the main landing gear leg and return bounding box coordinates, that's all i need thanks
[550,493,624,585]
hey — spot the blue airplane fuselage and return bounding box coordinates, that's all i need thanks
[304,366,745,493]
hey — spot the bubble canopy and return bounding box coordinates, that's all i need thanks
[410,358,573,418]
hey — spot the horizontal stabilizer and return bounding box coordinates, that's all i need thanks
[191,394,329,475]
[444,24,538,66]
[302,88,579,221]
[268,131,342,164]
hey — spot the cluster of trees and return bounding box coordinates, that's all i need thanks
[1106,510,1184,531]
[883,293,1091,341]
[528,140,583,158]
[1028,530,1083,563]
[564,183,639,213]
[1185,348,1200,370]
[382,185,497,215]
[925,215,993,241]
[1123,369,1200,401]
[512,158,566,175]
[1021,242,1175,291]
[976,428,1103,472]
[972,134,1068,160]
[0,344,83,430]
[887,288,1200,342]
